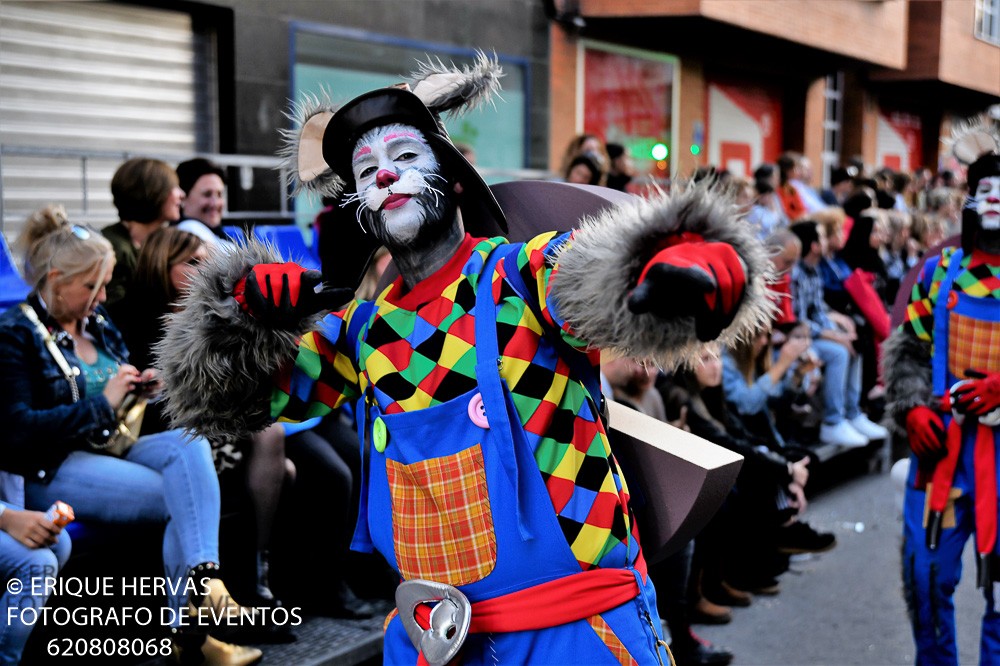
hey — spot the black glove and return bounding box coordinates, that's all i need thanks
[234,263,353,328]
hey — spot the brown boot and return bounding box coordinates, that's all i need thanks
[172,633,262,666]
[714,580,753,607]
[188,578,259,625]
[690,596,732,625]
[186,564,258,626]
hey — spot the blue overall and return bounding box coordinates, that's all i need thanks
[350,245,666,664]
[902,249,1000,665]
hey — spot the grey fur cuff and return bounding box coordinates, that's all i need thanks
[155,238,317,445]
[882,329,933,437]
[550,185,775,368]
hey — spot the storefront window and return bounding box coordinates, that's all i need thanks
[582,42,677,188]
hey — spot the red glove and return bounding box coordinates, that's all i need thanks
[905,405,946,464]
[951,370,1000,417]
[234,263,352,328]
[628,236,747,342]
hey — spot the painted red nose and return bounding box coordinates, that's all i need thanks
[376,169,398,189]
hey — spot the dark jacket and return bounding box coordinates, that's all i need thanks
[0,294,125,482]
[101,221,137,314]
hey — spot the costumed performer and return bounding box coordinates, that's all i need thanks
[157,53,774,665]
[884,117,1000,666]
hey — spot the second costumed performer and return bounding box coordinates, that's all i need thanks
[884,118,1000,665]
[157,55,774,664]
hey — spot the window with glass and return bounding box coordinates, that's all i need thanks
[821,73,845,189]
[582,41,678,186]
[975,0,1000,45]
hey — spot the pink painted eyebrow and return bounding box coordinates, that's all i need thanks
[353,145,372,161]
[384,132,422,142]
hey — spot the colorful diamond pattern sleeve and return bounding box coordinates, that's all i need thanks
[270,233,637,571]
[271,298,365,421]
[902,248,1000,343]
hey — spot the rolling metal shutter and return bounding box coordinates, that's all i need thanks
[0,1,208,236]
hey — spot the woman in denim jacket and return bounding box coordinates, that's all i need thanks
[0,206,260,666]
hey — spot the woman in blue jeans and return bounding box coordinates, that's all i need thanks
[0,206,259,665]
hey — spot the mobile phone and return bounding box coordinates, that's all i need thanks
[131,379,154,393]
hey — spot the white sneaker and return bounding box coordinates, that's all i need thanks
[849,414,889,441]
[820,420,869,448]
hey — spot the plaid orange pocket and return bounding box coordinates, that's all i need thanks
[948,312,1000,379]
[387,443,497,586]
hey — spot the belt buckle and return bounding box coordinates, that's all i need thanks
[395,579,472,666]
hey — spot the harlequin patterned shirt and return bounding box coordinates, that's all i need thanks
[272,233,640,571]
[901,247,1000,345]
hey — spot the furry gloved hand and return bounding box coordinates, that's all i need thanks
[905,405,946,464]
[628,234,747,341]
[951,370,1000,419]
[234,263,352,328]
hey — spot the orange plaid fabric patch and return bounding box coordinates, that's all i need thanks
[383,608,398,633]
[388,444,497,586]
[587,614,637,666]
[948,312,1000,379]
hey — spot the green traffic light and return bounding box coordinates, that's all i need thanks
[651,143,668,161]
[690,145,701,156]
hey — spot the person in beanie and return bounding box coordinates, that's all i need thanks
[884,117,1000,666]
[820,165,857,207]
[158,53,774,665]
[175,157,230,246]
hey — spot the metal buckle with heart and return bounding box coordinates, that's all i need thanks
[395,579,472,666]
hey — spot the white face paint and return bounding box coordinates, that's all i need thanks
[347,123,447,244]
[974,175,1000,230]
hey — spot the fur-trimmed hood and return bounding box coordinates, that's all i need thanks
[550,184,776,368]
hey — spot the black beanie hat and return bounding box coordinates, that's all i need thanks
[176,158,226,195]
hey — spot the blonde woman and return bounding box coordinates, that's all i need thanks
[0,208,260,665]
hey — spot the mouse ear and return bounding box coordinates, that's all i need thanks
[947,116,1000,165]
[409,50,504,117]
[277,91,345,199]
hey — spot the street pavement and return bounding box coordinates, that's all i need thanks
[694,464,981,666]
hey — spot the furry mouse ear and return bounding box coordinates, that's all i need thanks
[410,50,503,117]
[948,117,1000,165]
[277,92,345,198]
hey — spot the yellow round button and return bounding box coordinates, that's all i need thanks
[373,417,388,453]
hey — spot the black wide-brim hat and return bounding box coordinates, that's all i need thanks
[326,88,506,235]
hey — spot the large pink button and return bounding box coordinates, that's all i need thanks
[468,393,489,429]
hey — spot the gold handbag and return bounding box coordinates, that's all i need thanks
[95,393,147,457]
[21,303,145,457]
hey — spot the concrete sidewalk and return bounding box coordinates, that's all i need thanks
[694,468,981,665]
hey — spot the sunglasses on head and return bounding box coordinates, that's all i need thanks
[70,225,92,240]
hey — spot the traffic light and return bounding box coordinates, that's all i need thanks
[651,143,669,160]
